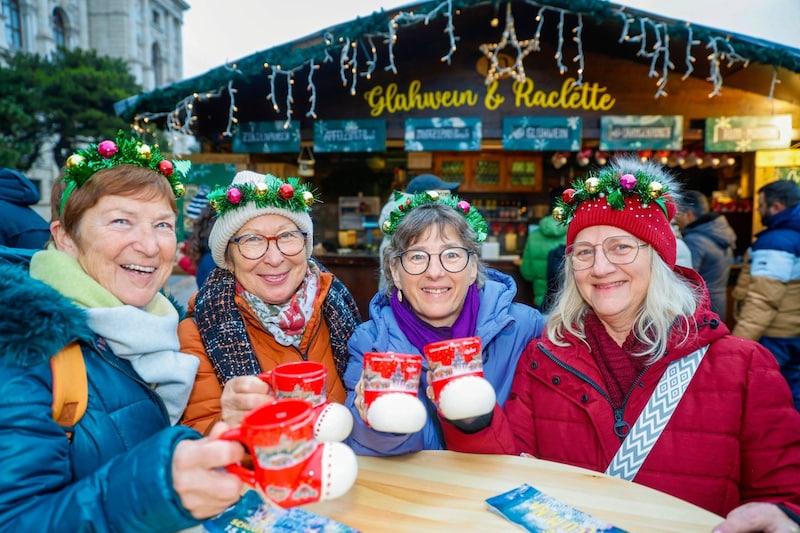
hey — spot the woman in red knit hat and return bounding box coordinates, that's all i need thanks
[438,156,800,531]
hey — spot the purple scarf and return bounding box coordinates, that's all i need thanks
[390,284,480,352]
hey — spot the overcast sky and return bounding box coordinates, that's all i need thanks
[182,0,800,80]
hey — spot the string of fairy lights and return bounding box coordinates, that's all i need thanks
[130,0,790,150]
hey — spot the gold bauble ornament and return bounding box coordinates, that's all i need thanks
[302,190,314,206]
[137,144,152,159]
[552,206,565,221]
[585,177,600,193]
[174,183,186,198]
[255,182,269,196]
[66,154,84,168]
[648,181,664,198]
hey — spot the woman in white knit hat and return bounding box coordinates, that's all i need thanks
[178,171,361,436]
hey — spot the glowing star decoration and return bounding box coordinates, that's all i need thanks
[478,3,534,84]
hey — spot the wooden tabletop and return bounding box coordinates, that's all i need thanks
[304,450,723,532]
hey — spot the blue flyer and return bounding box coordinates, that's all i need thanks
[203,489,359,533]
[486,483,628,533]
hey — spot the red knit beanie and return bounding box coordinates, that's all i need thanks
[555,157,679,268]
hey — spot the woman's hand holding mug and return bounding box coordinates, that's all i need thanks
[220,375,274,428]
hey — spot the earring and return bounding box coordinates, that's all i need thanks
[397,289,403,303]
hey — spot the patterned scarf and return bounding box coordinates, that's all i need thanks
[390,283,480,353]
[241,265,320,348]
[195,260,361,385]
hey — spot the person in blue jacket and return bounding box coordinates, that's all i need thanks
[344,191,545,456]
[0,167,51,249]
[0,132,244,531]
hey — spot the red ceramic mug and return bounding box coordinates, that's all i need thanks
[362,352,426,433]
[259,361,327,407]
[218,398,358,507]
[423,336,496,420]
[258,361,353,442]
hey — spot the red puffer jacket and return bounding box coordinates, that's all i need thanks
[443,270,800,518]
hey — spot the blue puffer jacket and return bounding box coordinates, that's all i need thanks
[344,268,544,456]
[0,264,203,532]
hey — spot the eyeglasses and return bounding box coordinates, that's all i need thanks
[397,247,473,275]
[229,231,307,259]
[567,235,649,271]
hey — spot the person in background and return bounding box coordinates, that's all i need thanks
[182,204,216,289]
[675,190,736,319]
[345,191,545,456]
[441,157,800,531]
[732,179,800,411]
[519,186,568,313]
[0,132,244,531]
[671,221,694,269]
[0,167,51,250]
[178,170,361,435]
[378,174,460,290]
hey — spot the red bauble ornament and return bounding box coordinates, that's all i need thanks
[227,188,243,204]
[157,160,174,176]
[562,188,576,204]
[279,183,294,199]
[97,140,118,158]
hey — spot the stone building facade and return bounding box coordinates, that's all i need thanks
[1,0,188,90]
[0,0,189,212]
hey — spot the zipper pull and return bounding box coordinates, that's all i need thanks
[613,408,630,439]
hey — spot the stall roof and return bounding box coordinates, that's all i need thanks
[116,0,800,131]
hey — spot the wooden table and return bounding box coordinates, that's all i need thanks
[304,450,723,532]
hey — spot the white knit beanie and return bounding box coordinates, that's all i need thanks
[208,170,314,269]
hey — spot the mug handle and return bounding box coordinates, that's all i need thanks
[257,371,274,391]
[217,427,257,486]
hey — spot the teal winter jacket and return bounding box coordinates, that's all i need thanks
[0,263,204,532]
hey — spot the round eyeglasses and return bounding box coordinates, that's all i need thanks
[229,231,307,259]
[397,247,473,275]
[567,235,649,271]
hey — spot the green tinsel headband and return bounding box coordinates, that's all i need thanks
[552,164,672,224]
[381,190,489,242]
[207,175,317,216]
[60,130,189,215]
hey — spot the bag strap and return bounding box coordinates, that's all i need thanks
[50,342,88,438]
[605,345,709,481]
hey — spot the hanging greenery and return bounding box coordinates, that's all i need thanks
[121,0,800,149]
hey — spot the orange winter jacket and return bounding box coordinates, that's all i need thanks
[178,271,346,435]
